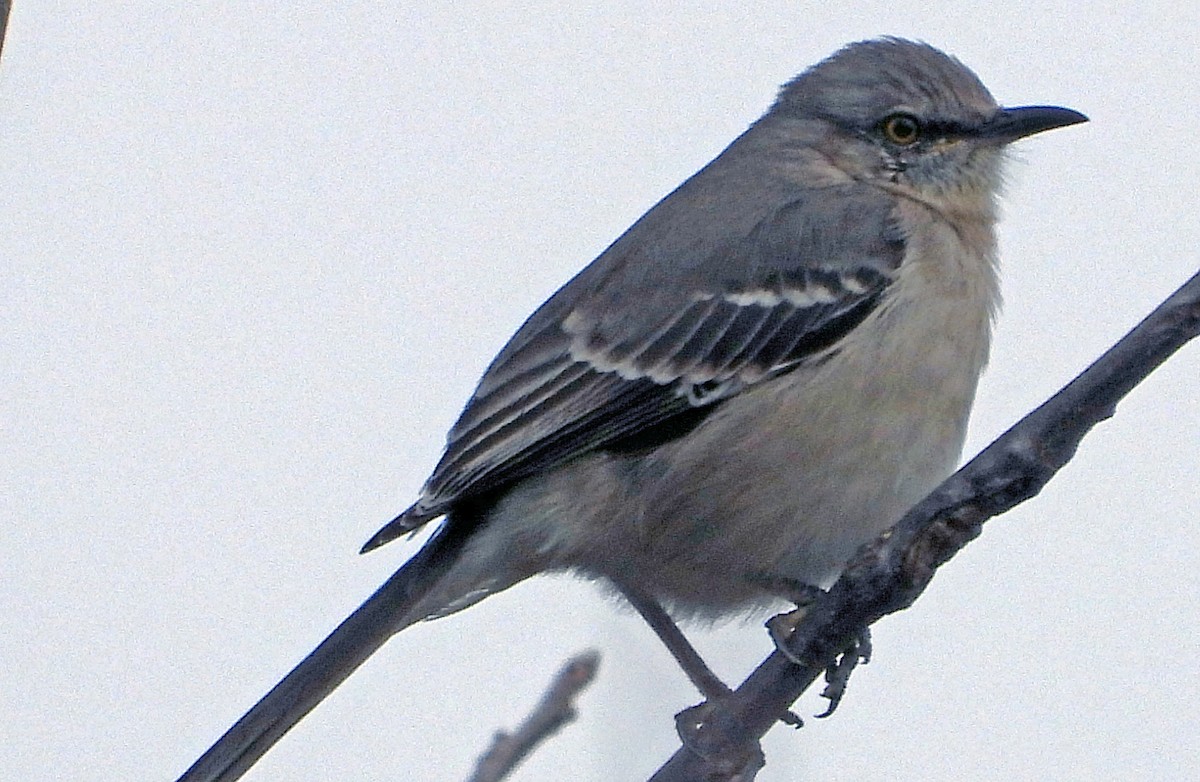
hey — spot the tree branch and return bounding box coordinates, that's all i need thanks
[467,650,601,782]
[650,267,1200,781]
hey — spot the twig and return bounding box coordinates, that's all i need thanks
[650,267,1200,781]
[467,650,601,782]
[0,1,11,61]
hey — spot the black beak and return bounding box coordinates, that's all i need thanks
[978,105,1088,142]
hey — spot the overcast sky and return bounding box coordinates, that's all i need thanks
[3,3,1199,781]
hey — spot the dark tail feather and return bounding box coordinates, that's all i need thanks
[176,517,469,782]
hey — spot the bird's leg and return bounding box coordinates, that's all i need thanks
[750,573,824,663]
[617,578,802,744]
[615,585,765,778]
[614,581,732,702]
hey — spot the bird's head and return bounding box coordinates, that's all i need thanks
[770,38,1086,214]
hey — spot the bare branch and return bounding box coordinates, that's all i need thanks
[467,650,601,782]
[650,268,1200,781]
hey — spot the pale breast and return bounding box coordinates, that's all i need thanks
[613,204,1000,616]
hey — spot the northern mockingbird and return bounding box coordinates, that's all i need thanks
[177,38,1085,781]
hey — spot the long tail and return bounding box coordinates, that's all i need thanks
[175,517,470,782]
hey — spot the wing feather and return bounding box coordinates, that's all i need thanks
[362,184,905,552]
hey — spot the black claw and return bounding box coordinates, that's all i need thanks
[779,709,804,729]
[816,628,871,719]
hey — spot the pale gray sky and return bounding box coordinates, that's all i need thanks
[3,3,1198,781]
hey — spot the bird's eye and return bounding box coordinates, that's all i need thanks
[881,113,921,145]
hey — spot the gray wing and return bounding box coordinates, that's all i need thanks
[363,183,903,552]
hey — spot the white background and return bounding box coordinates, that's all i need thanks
[3,3,1198,781]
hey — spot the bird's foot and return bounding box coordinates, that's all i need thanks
[815,627,871,718]
[762,583,870,720]
[762,580,825,666]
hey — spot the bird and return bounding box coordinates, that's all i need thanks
[176,37,1086,782]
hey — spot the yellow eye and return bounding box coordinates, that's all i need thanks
[881,113,921,145]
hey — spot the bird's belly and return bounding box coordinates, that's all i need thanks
[618,289,992,618]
